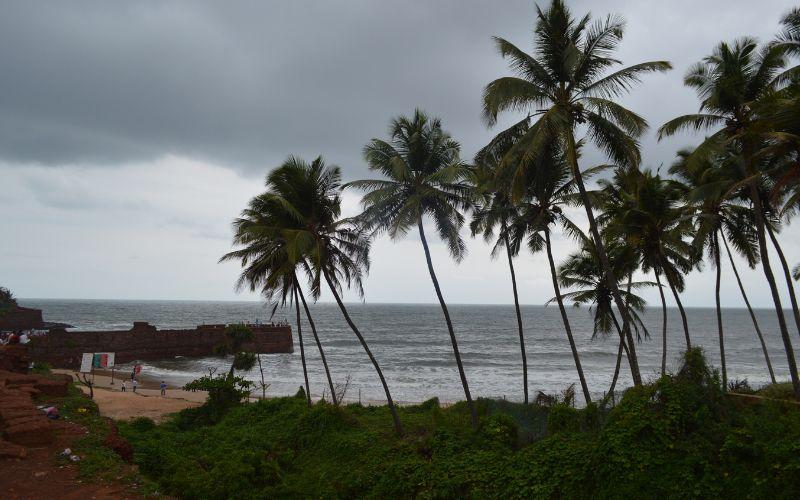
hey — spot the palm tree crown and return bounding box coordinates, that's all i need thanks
[482,0,671,177]
[350,109,471,258]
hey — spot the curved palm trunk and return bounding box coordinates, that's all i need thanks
[545,229,592,404]
[503,231,528,404]
[713,232,727,391]
[749,182,800,399]
[766,224,800,338]
[607,338,625,399]
[297,283,338,406]
[322,270,404,435]
[565,131,642,386]
[417,219,478,428]
[292,285,312,407]
[607,311,630,398]
[663,267,691,349]
[654,270,669,376]
[720,232,776,383]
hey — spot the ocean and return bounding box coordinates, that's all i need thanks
[19,299,800,405]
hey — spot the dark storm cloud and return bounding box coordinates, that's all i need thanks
[0,1,791,177]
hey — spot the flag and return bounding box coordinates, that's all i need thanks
[92,353,109,368]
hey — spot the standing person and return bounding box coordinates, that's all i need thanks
[160,380,166,397]
[130,369,135,382]
[121,380,127,392]
[132,378,138,393]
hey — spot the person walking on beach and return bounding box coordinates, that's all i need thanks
[160,380,166,397]
[121,380,127,392]
[132,378,138,393]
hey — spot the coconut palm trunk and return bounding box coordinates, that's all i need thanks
[653,270,669,375]
[292,285,312,407]
[713,232,727,390]
[565,132,642,386]
[607,311,630,398]
[322,270,404,434]
[503,229,528,404]
[417,219,478,428]
[749,182,800,399]
[544,229,592,404]
[663,265,691,349]
[607,337,625,399]
[720,232,776,383]
[296,282,338,406]
[766,224,800,338]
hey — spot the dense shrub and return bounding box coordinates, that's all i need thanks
[120,349,800,499]
[181,374,254,425]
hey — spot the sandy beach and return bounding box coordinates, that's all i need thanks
[55,369,204,422]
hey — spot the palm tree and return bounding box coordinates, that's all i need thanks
[283,159,406,435]
[220,157,341,409]
[349,109,477,428]
[670,150,754,389]
[658,38,800,398]
[469,119,532,404]
[673,150,778,385]
[554,234,652,397]
[482,0,671,386]
[600,168,695,375]
[221,181,313,405]
[503,142,598,404]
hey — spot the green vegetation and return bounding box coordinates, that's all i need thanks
[30,361,53,375]
[120,351,800,499]
[182,374,254,425]
[35,384,158,495]
[0,286,17,317]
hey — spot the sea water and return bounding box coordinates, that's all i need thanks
[20,299,800,404]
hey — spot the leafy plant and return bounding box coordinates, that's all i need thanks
[182,374,254,424]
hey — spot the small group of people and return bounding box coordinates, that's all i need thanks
[0,329,49,345]
[120,378,138,393]
[120,371,168,397]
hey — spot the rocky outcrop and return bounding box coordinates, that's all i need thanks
[0,344,30,373]
[0,382,53,447]
[0,306,44,331]
[0,367,70,455]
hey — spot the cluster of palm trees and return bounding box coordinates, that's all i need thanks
[222,0,800,433]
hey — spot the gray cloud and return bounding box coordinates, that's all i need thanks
[2,1,791,178]
[2,1,799,306]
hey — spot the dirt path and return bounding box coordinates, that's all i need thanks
[0,416,140,499]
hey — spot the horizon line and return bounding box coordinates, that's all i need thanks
[15,297,781,311]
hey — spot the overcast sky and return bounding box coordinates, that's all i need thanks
[1,0,798,308]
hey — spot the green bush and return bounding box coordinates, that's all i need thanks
[120,349,800,499]
[30,362,53,374]
[181,374,254,425]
